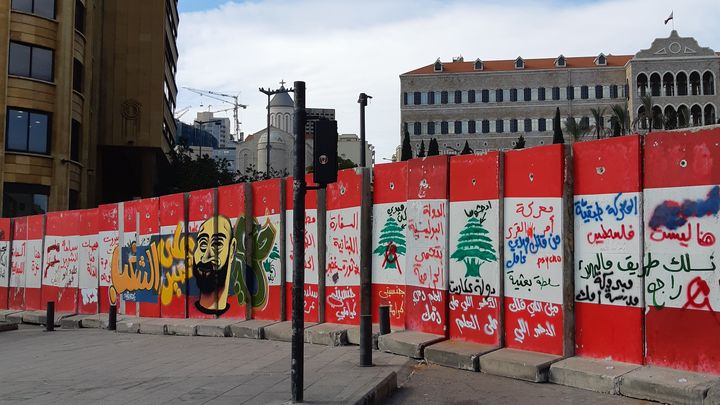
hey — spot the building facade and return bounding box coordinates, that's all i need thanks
[0,0,179,217]
[195,111,231,148]
[400,31,719,154]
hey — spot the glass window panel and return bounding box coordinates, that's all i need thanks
[34,0,55,18]
[31,47,53,81]
[8,42,31,77]
[7,109,29,151]
[11,0,33,12]
[28,112,49,153]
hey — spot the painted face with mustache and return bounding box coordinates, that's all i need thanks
[193,216,236,315]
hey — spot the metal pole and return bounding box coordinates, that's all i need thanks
[45,301,54,331]
[378,305,390,335]
[266,93,271,177]
[358,93,371,167]
[291,81,307,403]
[108,304,117,330]
[359,168,373,367]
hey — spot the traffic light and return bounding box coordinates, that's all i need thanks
[313,119,338,185]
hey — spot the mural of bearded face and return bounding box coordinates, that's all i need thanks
[193,216,236,315]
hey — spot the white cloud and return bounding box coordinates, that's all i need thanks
[176,0,720,161]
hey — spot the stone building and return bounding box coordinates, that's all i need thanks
[0,0,179,216]
[400,31,719,154]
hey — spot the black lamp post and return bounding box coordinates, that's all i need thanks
[357,93,372,167]
[259,81,293,178]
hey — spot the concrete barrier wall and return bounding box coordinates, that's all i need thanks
[406,156,449,336]
[644,129,720,374]
[5,127,720,376]
[503,144,567,355]
[77,209,100,315]
[0,218,11,309]
[325,168,365,325]
[371,161,408,329]
[285,176,321,323]
[448,153,502,345]
[573,135,644,363]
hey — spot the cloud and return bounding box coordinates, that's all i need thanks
[176,0,720,161]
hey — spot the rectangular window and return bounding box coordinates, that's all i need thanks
[524,88,531,101]
[538,118,547,132]
[2,182,50,217]
[403,92,408,105]
[413,122,421,135]
[524,118,532,132]
[538,87,546,101]
[468,90,476,103]
[610,85,619,99]
[481,89,489,103]
[9,42,53,82]
[495,89,503,102]
[74,0,85,34]
[495,119,504,133]
[427,122,435,135]
[454,90,462,104]
[441,91,448,104]
[567,86,574,100]
[441,121,448,134]
[73,59,83,93]
[552,87,560,100]
[481,120,490,134]
[413,92,421,105]
[454,121,462,134]
[6,108,51,154]
[595,85,603,99]
[69,189,79,210]
[581,85,589,99]
[510,119,518,133]
[427,91,435,105]
[11,0,55,19]
[468,120,476,134]
[510,88,517,102]
[581,116,590,128]
[71,119,80,161]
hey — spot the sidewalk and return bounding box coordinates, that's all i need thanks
[0,326,408,404]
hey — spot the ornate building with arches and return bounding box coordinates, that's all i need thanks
[400,31,719,154]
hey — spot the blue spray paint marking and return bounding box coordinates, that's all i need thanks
[648,186,720,230]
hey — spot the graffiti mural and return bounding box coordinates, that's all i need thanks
[98,204,119,313]
[448,153,501,345]
[77,209,100,314]
[250,179,283,321]
[0,218,11,309]
[8,217,27,310]
[405,156,449,335]
[25,215,44,311]
[372,162,408,328]
[573,135,644,363]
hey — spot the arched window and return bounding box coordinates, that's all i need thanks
[552,86,560,100]
[496,89,504,102]
[454,120,462,134]
[515,57,524,69]
[664,105,677,130]
[677,105,689,128]
[481,120,490,134]
[524,88,531,101]
[652,106,663,129]
[650,73,661,97]
[638,106,648,129]
[676,72,688,96]
[567,86,574,100]
[427,91,435,105]
[468,121,476,134]
[691,105,702,126]
[637,73,648,97]
[510,88,518,102]
[468,90,476,103]
[663,72,674,96]
[474,59,483,71]
[524,118,532,132]
[595,85,603,99]
[703,71,715,95]
[690,72,701,96]
[495,119,504,133]
[538,118,547,132]
[704,104,716,125]
[510,119,518,133]
[413,122,421,135]
[434,59,443,72]
[580,86,589,99]
[441,91,448,104]
[427,122,435,135]
[441,121,448,134]
[454,90,462,104]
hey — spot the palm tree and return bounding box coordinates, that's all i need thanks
[564,116,590,142]
[590,107,606,140]
[610,103,630,136]
[633,95,657,133]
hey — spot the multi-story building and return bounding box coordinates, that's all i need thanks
[337,134,374,168]
[400,31,719,154]
[0,0,179,217]
[194,111,231,148]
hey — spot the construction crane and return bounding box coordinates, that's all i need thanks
[174,105,191,119]
[183,87,248,140]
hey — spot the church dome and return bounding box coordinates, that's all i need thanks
[269,90,294,107]
[258,127,289,145]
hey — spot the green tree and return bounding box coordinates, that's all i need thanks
[427,138,440,156]
[417,140,426,158]
[552,107,565,144]
[373,216,406,271]
[610,102,630,136]
[514,134,525,149]
[305,157,356,174]
[161,140,237,194]
[401,129,413,161]
[590,107,606,140]
[460,141,473,155]
[564,116,590,142]
[450,216,497,277]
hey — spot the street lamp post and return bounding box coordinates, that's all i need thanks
[357,93,372,167]
[259,81,293,178]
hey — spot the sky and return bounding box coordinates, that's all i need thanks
[175,0,720,161]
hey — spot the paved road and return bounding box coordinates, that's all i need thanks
[387,362,649,405]
[0,326,406,404]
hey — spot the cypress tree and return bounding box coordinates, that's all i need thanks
[400,130,412,161]
[514,134,525,149]
[417,140,426,158]
[460,141,473,155]
[427,138,440,156]
[552,107,565,144]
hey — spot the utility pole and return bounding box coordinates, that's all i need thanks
[259,81,293,178]
[358,93,372,167]
[291,81,307,403]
